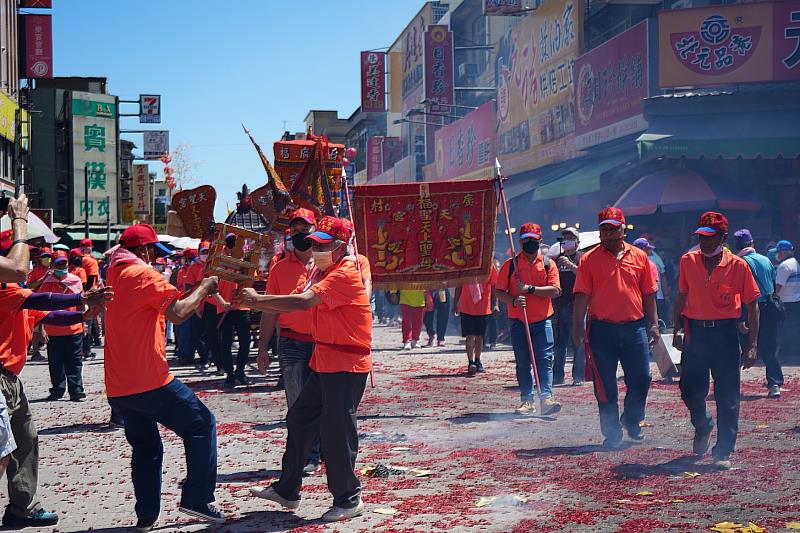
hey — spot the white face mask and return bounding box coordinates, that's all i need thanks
[561,240,578,253]
[701,245,724,258]
[312,251,334,271]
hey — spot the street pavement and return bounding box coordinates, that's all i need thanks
[2,322,799,532]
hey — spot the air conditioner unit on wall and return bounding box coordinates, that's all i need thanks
[458,63,478,78]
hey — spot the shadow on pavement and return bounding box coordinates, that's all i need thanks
[358,413,428,421]
[514,444,607,458]
[611,455,724,479]
[39,422,120,435]
[198,510,320,532]
[447,412,558,425]
[253,420,286,431]
[217,469,281,483]
[412,372,466,379]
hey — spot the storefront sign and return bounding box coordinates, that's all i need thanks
[353,179,497,288]
[71,91,117,224]
[139,94,161,124]
[433,101,495,181]
[143,130,169,160]
[0,93,19,142]
[21,15,52,79]
[575,21,650,150]
[424,25,454,114]
[20,0,52,7]
[659,0,800,88]
[361,52,386,112]
[484,0,527,16]
[132,164,150,215]
[31,209,52,228]
[367,137,384,181]
[495,1,583,175]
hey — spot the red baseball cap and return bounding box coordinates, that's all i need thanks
[199,240,211,252]
[288,207,316,226]
[79,238,93,247]
[38,247,53,257]
[155,257,167,265]
[308,216,349,244]
[69,248,84,258]
[183,248,198,259]
[519,223,542,240]
[119,224,172,256]
[52,250,68,264]
[598,207,625,227]
[694,211,729,236]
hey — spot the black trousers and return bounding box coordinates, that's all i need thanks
[680,319,741,457]
[273,371,368,508]
[201,303,222,368]
[46,333,84,398]
[220,310,251,378]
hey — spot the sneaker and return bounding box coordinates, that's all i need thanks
[321,500,365,522]
[467,363,477,376]
[195,363,210,371]
[70,392,87,402]
[178,503,226,523]
[475,360,485,372]
[2,509,59,527]
[712,455,732,470]
[302,462,321,476]
[693,431,711,456]
[425,337,435,348]
[401,342,412,351]
[767,385,781,398]
[135,516,159,532]
[411,340,418,349]
[572,380,584,386]
[249,486,300,510]
[515,400,536,415]
[541,397,562,415]
[45,393,62,401]
[602,437,624,450]
[223,378,237,390]
[235,375,252,386]
[437,340,446,347]
[626,425,645,442]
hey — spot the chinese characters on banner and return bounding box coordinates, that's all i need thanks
[367,137,384,181]
[433,101,495,181]
[21,15,52,78]
[424,25,455,114]
[171,185,217,239]
[353,179,497,289]
[361,52,386,112]
[574,21,650,150]
[495,1,582,176]
[483,0,525,16]
[71,91,117,224]
[273,138,344,217]
[132,164,150,215]
[659,0,800,88]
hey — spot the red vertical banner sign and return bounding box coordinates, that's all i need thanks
[21,0,53,7]
[360,51,386,112]
[22,15,53,79]
[366,137,383,181]
[424,25,455,114]
[353,179,497,288]
[774,0,800,81]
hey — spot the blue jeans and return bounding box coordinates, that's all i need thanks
[510,319,554,401]
[680,319,741,457]
[588,318,652,441]
[553,302,586,383]
[176,315,207,362]
[108,379,217,520]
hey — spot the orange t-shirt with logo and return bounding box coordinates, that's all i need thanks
[82,255,100,279]
[573,242,658,323]
[266,252,313,336]
[0,284,47,375]
[678,249,760,320]
[497,254,560,323]
[308,259,372,373]
[459,265,498,316]
[38,276,84,337]
[104,263,180,397]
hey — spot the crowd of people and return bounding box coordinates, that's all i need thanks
[0,191,797,529]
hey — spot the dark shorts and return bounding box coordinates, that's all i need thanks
[460,313,489,337]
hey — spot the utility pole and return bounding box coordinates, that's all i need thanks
[13,108,21,197]
[105,194,111,249]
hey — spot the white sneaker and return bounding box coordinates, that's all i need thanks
[401,342,412,351]
[249,486,300,510]
[321,500,365,522]
[767,385,781,398]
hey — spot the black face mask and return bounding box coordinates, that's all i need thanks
[225,238,236,249]
[291,232,312,252]
[522,241,540,255]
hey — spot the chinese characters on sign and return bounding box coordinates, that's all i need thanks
[21,15,52,79]
[495,1,582,175]
[483,0,525,16]
[171,186,217,239]
[659,1,800,88]
[361,52,386,112]
[433,101,495,181]
[353,179,497,288]
[424,25,455,114]
[367,137,384,181]
[132,164,150,216]
[71,91,117,224]
[574,21,650,150]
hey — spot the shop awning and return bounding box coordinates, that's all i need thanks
[65,230,121,243]
[637,111,800,159]
[532,152,634,201]
[614,169,762,216]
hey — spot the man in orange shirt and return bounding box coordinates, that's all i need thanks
[0,246,110,528]
[496,223,562,416]
[104,224,224,529]
[573,207,659,449]
[37,251,87,402]
[672,212,760,469]
[78,238,100,289]
[453,264,498,375]
[259,208,321,473]
[241,216,371,523]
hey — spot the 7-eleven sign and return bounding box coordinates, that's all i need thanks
[139,94,161,124]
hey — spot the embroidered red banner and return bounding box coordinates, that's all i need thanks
[354,179,497,289]
[171,185,216,239]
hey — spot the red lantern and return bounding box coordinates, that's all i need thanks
[345,147,357,158]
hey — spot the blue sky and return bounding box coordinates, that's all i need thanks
[49,1,422,219]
